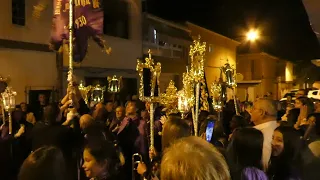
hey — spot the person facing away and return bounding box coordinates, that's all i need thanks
[18,146,67,180]
[227,127,268,180]
[250,98,278,170]
[161,136,230,180]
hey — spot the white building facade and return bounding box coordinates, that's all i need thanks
[0,0,142,103]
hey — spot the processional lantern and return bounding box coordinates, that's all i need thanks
[91,84,106,103]
[177,90,189,119]
[1,87,17,134]
[160,80,178,116]
[107,75,122,93]
[0,76,9,124]
[136,49,161,154]
[221,61,239,115]
[222,62,237,88]
[78,81,92,106]
[210,81,223,112]
[188,35,206,136]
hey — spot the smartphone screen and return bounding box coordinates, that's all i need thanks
[206,121,215,142]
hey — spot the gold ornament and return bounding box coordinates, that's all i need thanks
[136,50,161,102]
[189,35,206,82]
[160,80,178,115]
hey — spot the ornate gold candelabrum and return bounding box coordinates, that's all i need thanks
[160,80,178,116]
[136,50,161,157]
[78,81,92,106]
[1,87,17,134]
[189,35,206,136]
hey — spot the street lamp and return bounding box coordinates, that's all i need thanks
[1,87,17,134]
[246,29,259,42]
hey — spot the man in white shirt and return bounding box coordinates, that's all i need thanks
[250,98,278,170]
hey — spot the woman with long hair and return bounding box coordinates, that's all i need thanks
[268,126,303,180]
[227,128,268,180]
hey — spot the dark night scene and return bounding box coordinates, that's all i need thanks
[0,0,320,180]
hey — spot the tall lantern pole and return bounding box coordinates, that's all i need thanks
[136,50,161,158]
[67,0,74,83]
[189,35,206,136]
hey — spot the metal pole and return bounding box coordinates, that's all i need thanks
[8,111,12,135]
[149,102,154,150]
[68,0,74,79]
[194,83,200,136]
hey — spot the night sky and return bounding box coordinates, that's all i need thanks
[146,0,320,62]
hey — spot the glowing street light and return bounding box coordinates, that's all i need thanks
[246,30,259,42]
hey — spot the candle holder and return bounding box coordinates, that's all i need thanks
[1,87,17,135]
[78,81,92,106]
[210,81,223,112]
[107,75,122,93]
[160,80,178,116]
[91,84,106,103]
[189,35,206,136]
[136,49,161,156]
[0,76,9,124]
[177,90,189,119]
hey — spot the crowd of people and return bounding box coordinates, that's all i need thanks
[0,84,320,180]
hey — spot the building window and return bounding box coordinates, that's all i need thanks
[12,0,25,26]
[153,29,157,43]
[208,44,213,52]
[103,0,129,39]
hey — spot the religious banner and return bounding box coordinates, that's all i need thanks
[50,0,109,62]
[50,0,69,50]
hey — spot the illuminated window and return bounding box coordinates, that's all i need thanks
[103,0,129,39]
[153,29,157,43]
[208,44,213,52]
[12,0,25,26]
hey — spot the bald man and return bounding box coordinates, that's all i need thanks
[79,114,94,130]
[250,98,278,170]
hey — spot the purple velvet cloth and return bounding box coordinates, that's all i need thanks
[242,167,268,180]
[50,0,104,62]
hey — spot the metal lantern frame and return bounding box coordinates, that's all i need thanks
[1,87,17,134]
[90,84,106,103]
[210,81,223,112]
[78,81,92,106]
[177,90,189,119]
[107,75,122,93]
[221,62,239,115]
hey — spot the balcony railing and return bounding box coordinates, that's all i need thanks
[143,41,186,59]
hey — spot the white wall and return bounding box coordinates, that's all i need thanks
[0,49,57,103]
[0,0,52,44]
[0,0,142,100]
